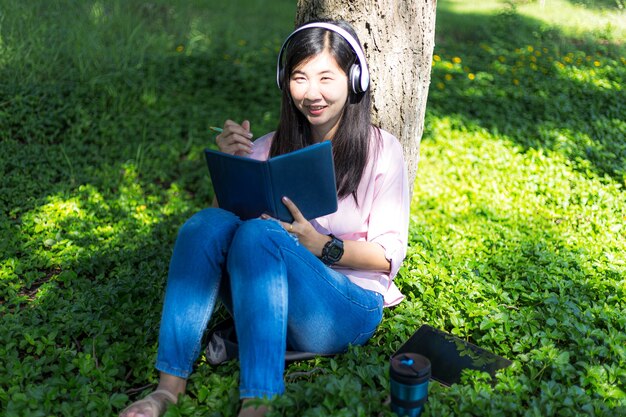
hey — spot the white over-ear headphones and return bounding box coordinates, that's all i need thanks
[276,22,370,94]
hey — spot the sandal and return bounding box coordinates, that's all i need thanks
[238,399,270,417]
[119,389,178,417]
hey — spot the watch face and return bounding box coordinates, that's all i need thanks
[322,235,344,265]
[327,244,342,260]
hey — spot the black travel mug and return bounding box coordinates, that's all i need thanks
[389,353,431,417]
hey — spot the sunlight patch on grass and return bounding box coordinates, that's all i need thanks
[417,115,626,270]
[516,0,626,42]
[441,0,626,42]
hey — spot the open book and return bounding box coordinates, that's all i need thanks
[204,141,338,222]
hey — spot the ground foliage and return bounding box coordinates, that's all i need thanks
[0,0,624,416]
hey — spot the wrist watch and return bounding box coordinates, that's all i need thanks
[321,234,344,266]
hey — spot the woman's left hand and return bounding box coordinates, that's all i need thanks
[261,196,329,257]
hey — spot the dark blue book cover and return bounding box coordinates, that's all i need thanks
[204,141,338,222]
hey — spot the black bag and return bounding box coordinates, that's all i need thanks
[204,317,334,366]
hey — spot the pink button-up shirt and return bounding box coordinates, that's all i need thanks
[250,128,410,307]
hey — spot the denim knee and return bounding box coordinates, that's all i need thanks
[229,218,282,253]
[177,208,240,249]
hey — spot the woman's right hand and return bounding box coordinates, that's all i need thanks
[215,120,253,156]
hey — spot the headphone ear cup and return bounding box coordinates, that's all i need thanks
[349,64,362,94]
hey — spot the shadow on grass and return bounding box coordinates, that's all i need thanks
[0,51,280,213]
[427,2,626,184]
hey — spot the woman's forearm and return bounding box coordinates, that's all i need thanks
[334,239,391,273]
[303,230,390,273]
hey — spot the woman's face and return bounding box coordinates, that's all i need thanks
[289,50,349,142]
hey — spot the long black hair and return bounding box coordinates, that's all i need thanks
[271,19,380,202]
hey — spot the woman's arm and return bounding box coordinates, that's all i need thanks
[336,239,390,272]
[267,197,391,272]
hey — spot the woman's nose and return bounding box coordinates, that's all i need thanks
[304,81,322,100]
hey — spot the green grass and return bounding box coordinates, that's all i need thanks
[1,0,625,416]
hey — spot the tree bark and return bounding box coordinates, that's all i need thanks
[295,0,437,195]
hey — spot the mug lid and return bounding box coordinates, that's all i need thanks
[390,353,431,382]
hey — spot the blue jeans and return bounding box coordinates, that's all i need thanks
[155,208,384,398]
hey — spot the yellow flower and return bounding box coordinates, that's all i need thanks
[468,73,475,80]
[530,56,537,63]
[498,56,506,63]
[445,74,453,81]
[527,45,534,52]
[513,79,520,85]
[594,61,601,67]
[564,56,572,63]
[176,45,184,53]
[452,56,462,64]
[436,82,445,90]
[433,54,441,62]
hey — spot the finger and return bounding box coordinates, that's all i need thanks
[217,139,253,155]
[241,119,250,134]
[224,120,253,139]
[216,130,253,154]
[216,130,251,145]
[261,213,291,232]
[281,196,305,223]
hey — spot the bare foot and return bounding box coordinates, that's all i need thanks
[238,399,270,417]
[119,389,177,417]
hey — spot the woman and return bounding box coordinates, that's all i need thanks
[120,19,409,417]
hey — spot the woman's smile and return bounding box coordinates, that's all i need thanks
[306,104,327,116]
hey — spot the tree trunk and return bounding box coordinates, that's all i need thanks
[295,0,437,195]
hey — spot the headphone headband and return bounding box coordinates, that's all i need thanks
[276,22,370,93]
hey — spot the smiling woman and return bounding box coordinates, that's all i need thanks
[288,50,349,142]
[120,18,410,417]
